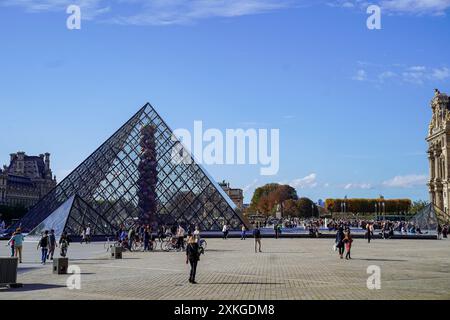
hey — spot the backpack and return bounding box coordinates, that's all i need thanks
[40,236,48,248]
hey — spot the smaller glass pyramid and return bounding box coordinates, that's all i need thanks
[28,196,75,238]
[409,204,439,231]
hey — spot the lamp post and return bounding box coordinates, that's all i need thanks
[382,202,386,220]
[375,203,378,221]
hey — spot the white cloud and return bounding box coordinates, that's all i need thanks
[344,182,372,190]
[354,63,450,85]
[290,173,318,189]
[1,0,292,25]
[332,0,450,15]
[382,174,428,188]
[431,67,450,80]
[380,0,450,15]
[352,69,368,81]
[378,70,397,82]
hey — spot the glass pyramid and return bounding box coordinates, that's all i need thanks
[19,104,248,236]
[409,204,439,231]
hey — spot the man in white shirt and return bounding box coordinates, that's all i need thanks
[177,225,185,250]
[85,224,91,244]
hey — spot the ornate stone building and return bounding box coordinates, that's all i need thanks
[0,152,57,208]
[219,180,244,210]
[427,89,450,213]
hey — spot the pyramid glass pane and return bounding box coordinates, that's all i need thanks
[17,104,249,236]
[28,196,75,238]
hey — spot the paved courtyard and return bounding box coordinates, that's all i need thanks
[1,237,449,300]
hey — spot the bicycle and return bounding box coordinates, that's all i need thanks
[161,237,186,252]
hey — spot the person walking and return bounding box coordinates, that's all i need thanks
[437,224,443,240]
[37,231,49,265]
[80,228,86,244]
[6,231,16,257]
[335,226,345,259]
[253,227,262,253]
[9,228,25,263]
[47,229,57,260]
[143,226,151,251]
[128,227,136,251]
[186,236,201,284]
[343,229,353,260]
[59,232,70,257]
[222,224,228,240]
[366,223,373,244]
[241,225,247,240]
[177,224,185,250]
[85,224,91,244]
[157,225,165,243]
[193,226,201,242]
[274,223,279,239]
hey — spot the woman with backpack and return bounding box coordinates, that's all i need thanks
[37,231,49,265]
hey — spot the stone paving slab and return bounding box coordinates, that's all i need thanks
[0,238,449,300]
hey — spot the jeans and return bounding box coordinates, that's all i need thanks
[241,232,246,240]
[128,239,133,251]
[338,244,344,257]
[10,245,14,257]
[48,245,56,260]
[41,248,48,263]
[189,260,198,282]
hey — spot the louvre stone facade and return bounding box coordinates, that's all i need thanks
[427,89,450,213]
[0,152,57,208]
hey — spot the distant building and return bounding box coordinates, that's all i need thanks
[427,89,450,213]
[0,152,57,208]
[219,180,244,210]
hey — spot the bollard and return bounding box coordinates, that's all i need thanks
[0,257,22,288]
[53,258,69,274]
[111,246,122,259]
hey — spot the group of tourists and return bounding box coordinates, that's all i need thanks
[5,228,71,264]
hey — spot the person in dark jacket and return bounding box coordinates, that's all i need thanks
[335,226,345,259]
[186,236,201,284]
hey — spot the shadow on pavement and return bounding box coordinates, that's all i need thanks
[8,283,66,292]
[352,258,408,262]
[201,282,284,285]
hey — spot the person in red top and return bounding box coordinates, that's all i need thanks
[343,229,353,260]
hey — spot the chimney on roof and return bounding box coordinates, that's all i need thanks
[44,153,50,171]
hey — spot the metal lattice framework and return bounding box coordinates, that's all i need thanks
[19,103,248,236]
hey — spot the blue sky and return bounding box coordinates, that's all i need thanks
[0,0,449,203]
